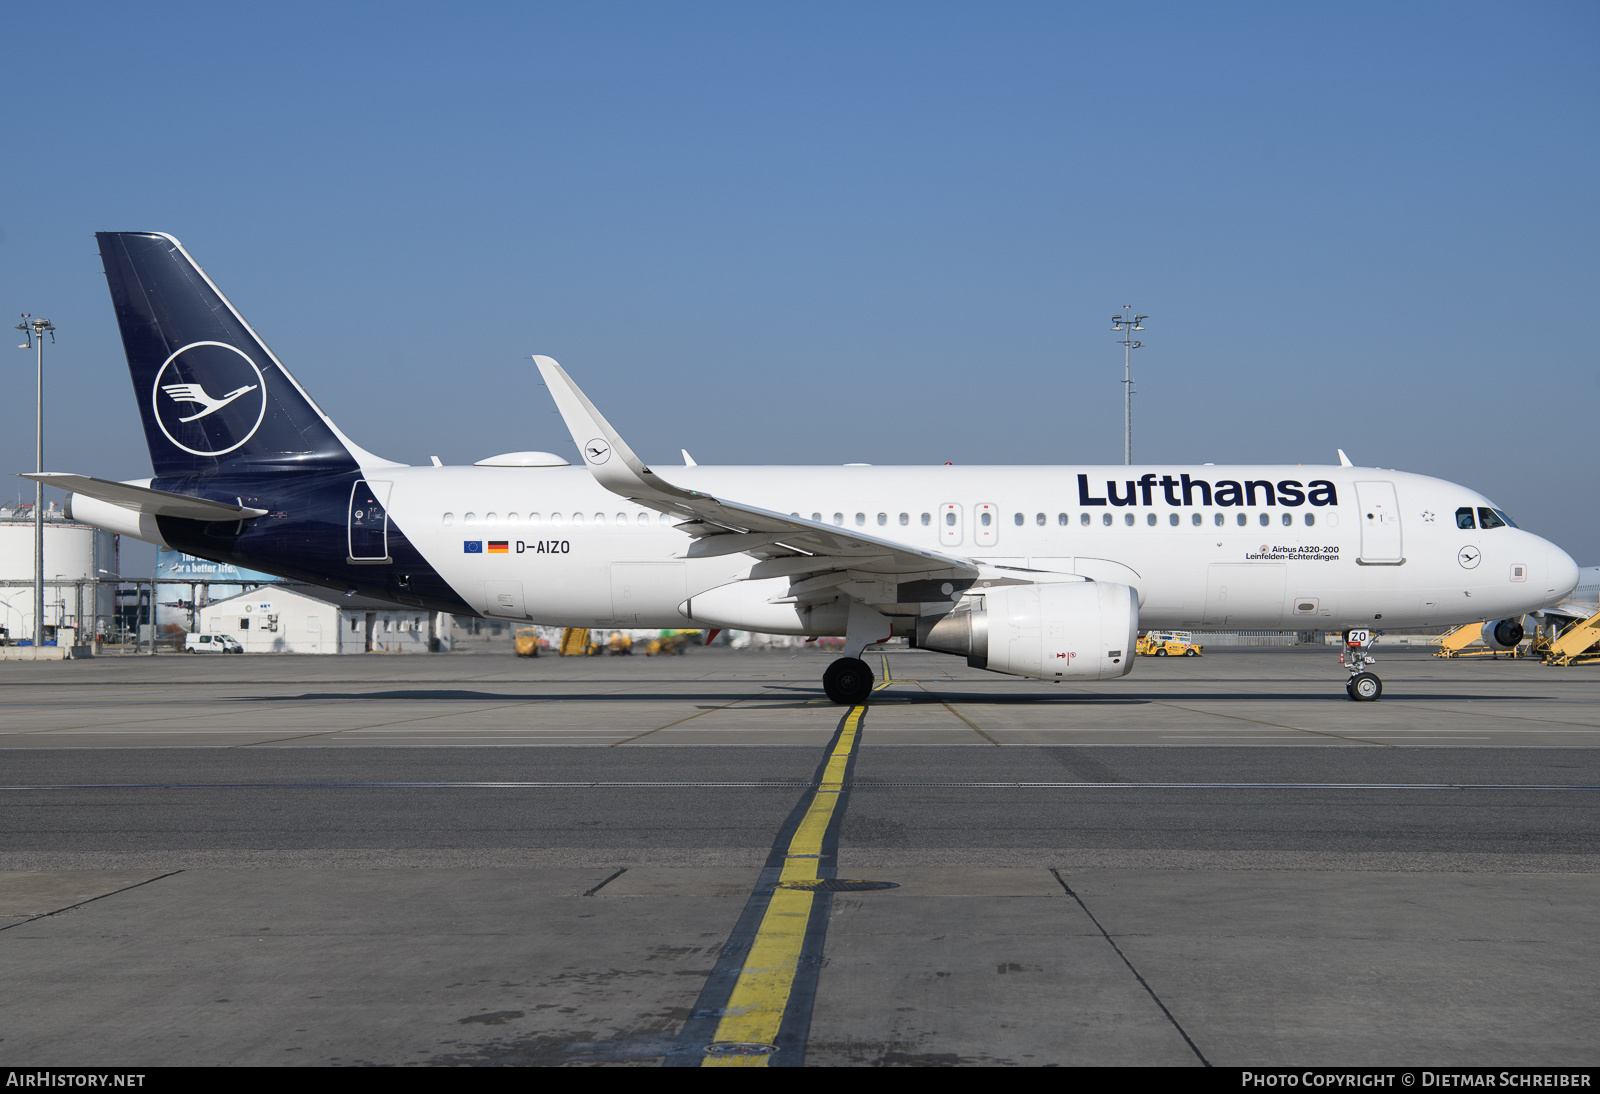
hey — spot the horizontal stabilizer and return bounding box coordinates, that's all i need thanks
[22,473,269,521]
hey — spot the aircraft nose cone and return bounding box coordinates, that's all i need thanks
[1547,542,1580,601]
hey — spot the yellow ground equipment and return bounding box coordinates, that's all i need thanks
[1137,632,1202,657]
[645,630,699,655]
[1543,609,1600,666]
[513,627,542,657]
[558,627,592,656]
[1433,622,1529,659]
[607,631,633,655]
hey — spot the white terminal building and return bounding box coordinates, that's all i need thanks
[0,502,118,645]
[197,585,445,654]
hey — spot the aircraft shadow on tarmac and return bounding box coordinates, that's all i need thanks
[219,686,1556,707]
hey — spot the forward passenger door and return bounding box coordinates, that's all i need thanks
[1354,481,1403,564]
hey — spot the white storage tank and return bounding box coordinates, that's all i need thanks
[0,502,118,643]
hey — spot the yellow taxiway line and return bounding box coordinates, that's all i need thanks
[701,704,866,1067]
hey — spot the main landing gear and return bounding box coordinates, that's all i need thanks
[1341,629,1382,702]
[823,657,875,705]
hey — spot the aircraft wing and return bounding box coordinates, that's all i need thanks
[533,356,996,604]
[21,473,269,522]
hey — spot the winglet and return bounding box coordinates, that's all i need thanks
[1337,448,1353,467]
[532,356,699,506]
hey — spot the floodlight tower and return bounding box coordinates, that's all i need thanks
[1111,308,1147,465]
[15,315,55,648]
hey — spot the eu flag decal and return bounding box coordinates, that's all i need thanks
[463,541,483,554]
[488,541,509,554]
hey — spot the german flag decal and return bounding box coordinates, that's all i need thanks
[487,541,509,554]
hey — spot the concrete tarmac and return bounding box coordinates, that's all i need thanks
[1,647,1597,1066]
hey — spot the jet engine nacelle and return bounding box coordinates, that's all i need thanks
[1480,617,1525,651]
[915,580,1137,681]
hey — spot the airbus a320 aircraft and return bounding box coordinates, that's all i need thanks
[35,233,1581,703]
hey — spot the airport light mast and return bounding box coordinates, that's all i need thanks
[1111,308,1146,465]
[15,315,55,649]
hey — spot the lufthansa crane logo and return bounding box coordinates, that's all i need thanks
[151,342,268,457]
[584,438,611,465]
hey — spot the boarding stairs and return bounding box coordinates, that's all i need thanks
[1543,609,1600,666]
[1432,621,1529,659]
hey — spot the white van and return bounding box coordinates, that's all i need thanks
[185,633,243,654]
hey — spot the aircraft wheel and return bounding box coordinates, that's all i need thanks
[1346,672,1382,702]
[823,657,874,705]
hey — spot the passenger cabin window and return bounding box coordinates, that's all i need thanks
[1059,513,1069,526]
[1259,513,1270,527]
[1081,513,1091,526]
[1305,513,1315,526]
[1124,513,1135,526]
[833,513,844,526]
[572,513,584,525]
[855,513,865,526]
[638,513,649,525]
[443,513,454,526]
[899,513,909,526]
[812,512,821,522]
[659,513,672,524]
[1146,513,1156,526]
[920,513,931,526]
[982,512,994,527]
[1214,513,1224,527]
[1191,513,1201,526]
[1011,512,1022,526]
[1237,513,1247,527]
[464,513,477,525]
[945,512,957,526]
[1456,507,1476,529]
[1102,513,1112,526]
[877,513,887,525]
[1477,507,1506,530]
[1281,513,1291,526]
[1035,512,1046,526]
[1169,513,1179,526]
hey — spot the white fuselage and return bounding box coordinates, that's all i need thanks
[380,463,1577,633]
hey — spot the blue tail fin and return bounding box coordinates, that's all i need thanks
[96,232,372,477]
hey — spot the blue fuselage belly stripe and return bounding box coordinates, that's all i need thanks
[151,472,473,616]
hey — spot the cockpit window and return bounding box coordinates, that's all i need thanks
[1477,507,1506,530]
[1455,507,1476,530]
[1494,509,1518,528]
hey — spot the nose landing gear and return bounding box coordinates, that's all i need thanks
[1342,629,1381,702]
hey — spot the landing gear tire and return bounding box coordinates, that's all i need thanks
[1346,672,1382,702]
[823,657,875,705]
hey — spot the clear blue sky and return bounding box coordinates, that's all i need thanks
[2,1,1595,573]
